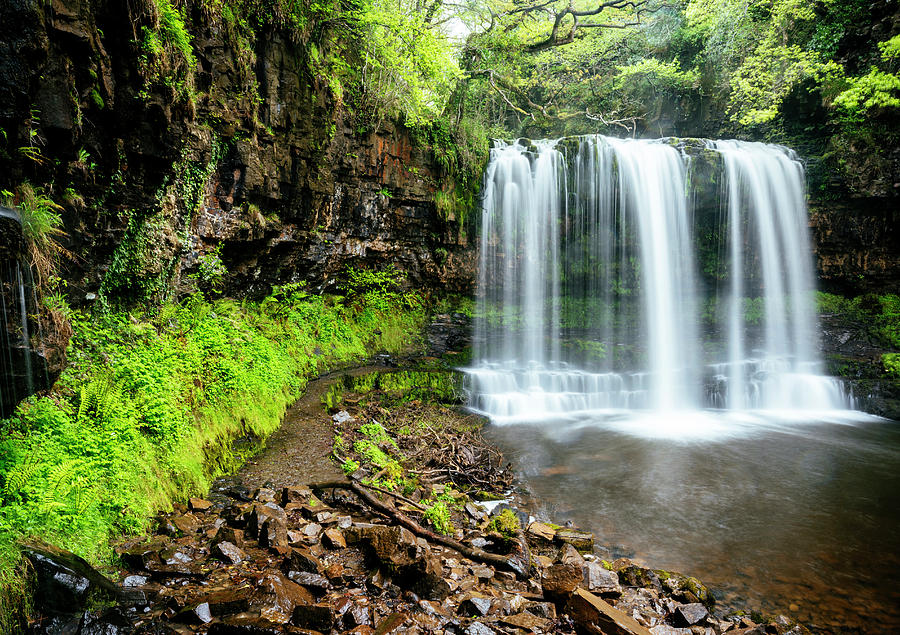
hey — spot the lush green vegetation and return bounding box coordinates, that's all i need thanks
[0,283,424,630]
[816,291,900,350]
[1,184,66,286]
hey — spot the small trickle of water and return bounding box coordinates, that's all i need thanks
[1,206,46,418]
[467,136,858,432]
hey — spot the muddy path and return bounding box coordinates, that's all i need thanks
[223,365,392,493]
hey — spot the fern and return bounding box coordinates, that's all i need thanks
[71,479,97,517]
[77,374,116,425]
[39,459,79,513]
[2,460,38,503]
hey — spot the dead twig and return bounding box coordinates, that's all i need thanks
[310,478,529,579]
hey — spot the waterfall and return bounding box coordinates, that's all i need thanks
[0,206,48,419]
[467,136,853,425]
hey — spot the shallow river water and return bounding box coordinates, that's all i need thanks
[484,413,900,632]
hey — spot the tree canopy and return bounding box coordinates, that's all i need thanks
[197,0,898,194]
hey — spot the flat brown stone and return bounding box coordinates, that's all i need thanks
[527,521,556,542]
[374,612,408,634]
[189,498,213,512]
[502,612,553,631]
[566,588,653,635]
[171,514,200,535]
[323,528,346,549]
[542,563,582,597]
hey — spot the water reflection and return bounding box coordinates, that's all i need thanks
[485,416,900,632]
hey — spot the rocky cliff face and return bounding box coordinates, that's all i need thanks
[0,0,896,310]
[809,200,900,295]
[0,0,475,307]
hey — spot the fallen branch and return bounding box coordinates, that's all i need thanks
[311,478,529,579]
[331,451,427,512]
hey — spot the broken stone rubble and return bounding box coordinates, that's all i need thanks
[23,486,811,635]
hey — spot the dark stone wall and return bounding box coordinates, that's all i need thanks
[0,0,475,307]
[809,200,900,295]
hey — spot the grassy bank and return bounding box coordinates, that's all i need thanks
[0,281,424,629]
[817,291,900,374]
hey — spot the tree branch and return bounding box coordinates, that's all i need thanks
[310,479,530,579]
[521,0,662,51]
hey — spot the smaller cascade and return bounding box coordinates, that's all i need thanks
[1,206,49,418]
[709,140,844,411]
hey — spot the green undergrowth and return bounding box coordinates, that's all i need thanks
[327,369,483,536]
[0,285,424,630]
[321,369,462,411]
[816,291,900,349]
[486,508,521,548]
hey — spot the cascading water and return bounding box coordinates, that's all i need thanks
[0,205,48,419]
[467,136,855,430]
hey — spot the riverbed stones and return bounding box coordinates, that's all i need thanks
[284,546,324,574]
[674,602,708,626]
[524,599,557,619]
[291,602,335,630]
[359,524,420,567]
[618,564,663,590]
[527,521,557,542]
[258,571,315,621]
[281,485,314,506]
[171,513,200,535]
[212,540,245,565]
[175,601,213,624]
[189,497,213,512]
[116,538,169,570]
[260,516,289,549]
[465,621,497,634]
[584,560,622,594]
[198,586,254,616]
[247,502,288,539]
[559,543,585,566]
[213,525,245,548]
[302,521,323,539]
[459,595,493,617]
[323,527,346,549]
[74,472,784,635]
[333,410,353,424]
[541,562,583,597]
[567,588,654,635]
[658,571,711,606]
[502,611,554,631]
[24,541,121,617]
[254,487,278,503]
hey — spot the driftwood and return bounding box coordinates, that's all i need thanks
[311,478,530,579]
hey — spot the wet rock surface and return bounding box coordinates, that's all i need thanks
[25,369,812,634]
[30,482,808,635]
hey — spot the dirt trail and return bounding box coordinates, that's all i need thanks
[232,365,389,491]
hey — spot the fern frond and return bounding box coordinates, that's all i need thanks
[42,459,78,503]
[2,461,38,502]
[77,373,117,426]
